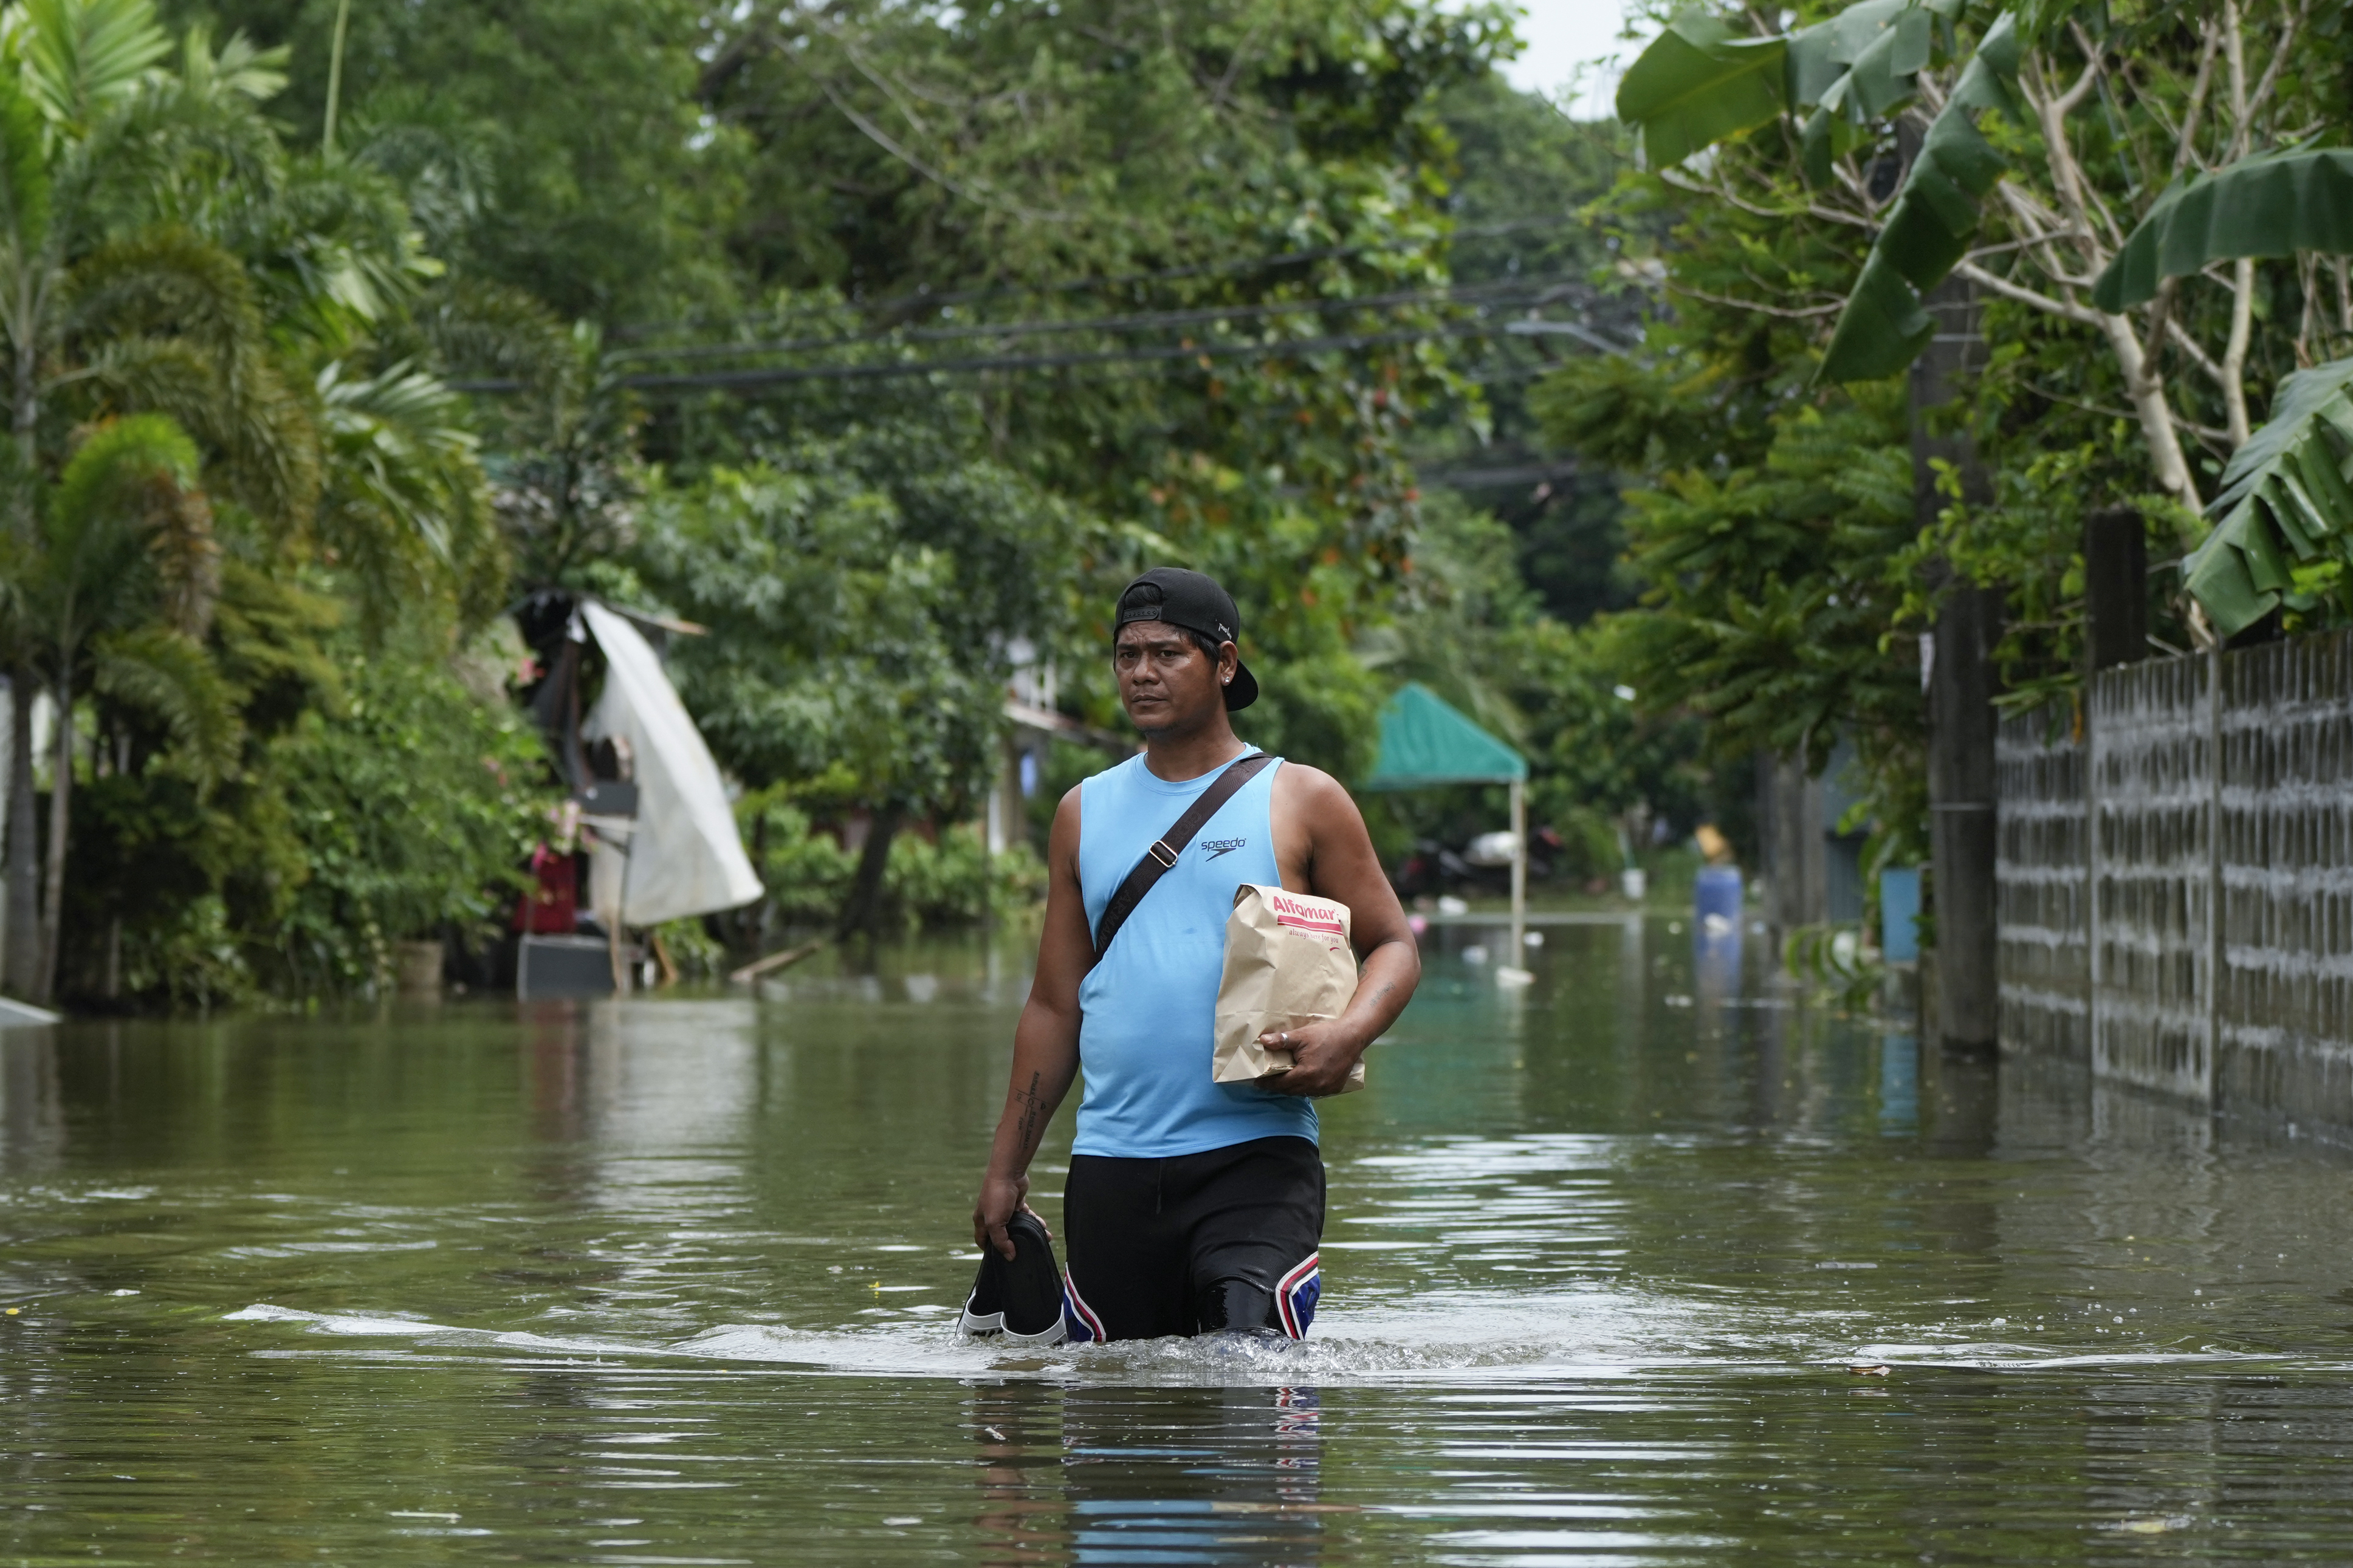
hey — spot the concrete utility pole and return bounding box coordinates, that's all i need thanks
[1,678,26,993]
[2083,508,2148,673]
[1914,278,2000,1051]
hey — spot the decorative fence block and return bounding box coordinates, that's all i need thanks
[1995,710,2087,1057]
[2089,652,2214,1103]
[1995,630,2353,1129]
[2215,635,2353,1124]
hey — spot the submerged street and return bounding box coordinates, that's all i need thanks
[4,921,2352,1564]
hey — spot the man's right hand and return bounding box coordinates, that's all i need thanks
[973,1172,1041,1260]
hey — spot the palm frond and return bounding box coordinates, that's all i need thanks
[76,331,210,406]
[413,276,572,399]
[64,227,325,535]
[343,88,493,259]
[183,154,432,348]
[33,413,198,656]
[210,555,343,719]
[176,21,286,106]
[91,621,239,785]
[63,64,283,232]
[74,334,321,535]
[65,222,261,363]
[145,471,215,637]
[315,357,494,629]
[50,407,196,535]
[13,0,168,134]
[0,72,49,259]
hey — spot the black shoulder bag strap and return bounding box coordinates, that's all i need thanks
[1090,751,1276,962]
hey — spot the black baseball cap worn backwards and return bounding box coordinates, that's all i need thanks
[1115,567,1259,710]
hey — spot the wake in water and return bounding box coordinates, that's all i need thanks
[223,1288,2295,1387]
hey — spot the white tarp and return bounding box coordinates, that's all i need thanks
[579,601,764,926]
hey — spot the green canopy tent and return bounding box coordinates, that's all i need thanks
[1361,683,1533,982]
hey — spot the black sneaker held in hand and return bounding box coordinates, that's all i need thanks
[957,1210,1067,1344]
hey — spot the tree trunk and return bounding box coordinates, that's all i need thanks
[1756,750,1826,934]
[743,810,770,956]
[4,666,38,995]
[13,281,36,476]
[2099,312,2200,507]
[1912,278,2001,1052]
[36,687,67,1003]
[837,808,902,943]
[6,272,40,999]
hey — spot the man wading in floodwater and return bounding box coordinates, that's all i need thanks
[967,568,1420,1343]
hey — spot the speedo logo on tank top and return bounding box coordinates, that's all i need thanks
[1268,891,1345,935]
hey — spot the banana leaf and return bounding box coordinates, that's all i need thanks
[1787,0,1933,108]
[2092,146,2353,312]
[1621,0,1973,176]
[1620,1,1971,177]
[1818,12,2023,383]
[1613,11,1787,169]
[1796,1,1932,186]
[2183,355,2353,637]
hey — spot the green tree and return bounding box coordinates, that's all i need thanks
[1531,43,1934,878]
[1613,0,2353,638]
[635,428,1084,939]
[659,0,1516,788]
[17,413,238,998]
[171,0,741,323]
[0,0,320,996]
[1417,74,1642,626]
[265,621,546,991]
[0,0,531,1005]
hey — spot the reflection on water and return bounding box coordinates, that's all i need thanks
[5,923,2353,1563]
[972,1385,1331,1564]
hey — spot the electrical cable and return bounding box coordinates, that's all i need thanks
[605,215,1595,339]
[452,316,1615,395]
[606,274,1606,363]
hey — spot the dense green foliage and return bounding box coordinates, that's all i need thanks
[1364,492,1709,875]
[45,0,2343,1010]
[1536,0,2353,938]
[15,0,1750,1008]
[264,629,546,993]
[0,0,548,1008]
[633,433,1081,931]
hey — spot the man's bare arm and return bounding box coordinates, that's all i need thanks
[972,786,1093,1258]
[1264,765,1421,1096]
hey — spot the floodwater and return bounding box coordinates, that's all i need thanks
[5,920,2353,1565]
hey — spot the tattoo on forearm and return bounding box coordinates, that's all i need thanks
[1011,1070,1046,1155]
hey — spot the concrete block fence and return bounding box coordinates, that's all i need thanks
[1994,629,2353,1129]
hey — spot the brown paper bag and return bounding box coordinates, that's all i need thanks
[1213,884,1367,1093]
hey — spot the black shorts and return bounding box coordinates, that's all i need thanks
[1059,1134,1325,1343]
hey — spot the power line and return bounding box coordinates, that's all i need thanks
[453,318,1610,395]
[606,216,1595,340]
[1422,460,1583,491]
[607,275,1604,364]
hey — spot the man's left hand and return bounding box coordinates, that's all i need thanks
[1256,1021,1362,1097]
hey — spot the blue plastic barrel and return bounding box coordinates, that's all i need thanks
[1879,867,1922,962]
[1694,866,1743,928]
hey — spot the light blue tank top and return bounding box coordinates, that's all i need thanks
[1073,750,1318,1159]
